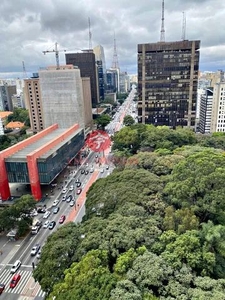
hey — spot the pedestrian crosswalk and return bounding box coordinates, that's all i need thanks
[0,268,45,298]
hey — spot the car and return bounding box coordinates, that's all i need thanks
[59,215,66,224]
[100,168,104,173]
[37,206,46,213]
[81,169,85,174]
[43,210,51,219]
[52,206,60,214]
[49,221,56,230]
[10,274,21,288]
[62,188,68,194]
[31,244,40,256]
[62,195,67,201]
[106,165,109,170]
[85,170,89,175]
[70,200,75,207]
[69,185,74,191]
[10,260,21,274]
[37,249,41,259]
[90,167,94,173]
[30,209,38,217]
[43,220,50,228]
[66,195,73,203]
[52,199,59,206]
[0,283,5,295]
[76,182,81,187]
[76,188,82,195]
[75,178,80,183]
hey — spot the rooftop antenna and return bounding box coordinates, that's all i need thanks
[88,17,92,50]
[182,12,186,40]
[160,0,165,42]
[22,61,27,79]
[112,31,119,69]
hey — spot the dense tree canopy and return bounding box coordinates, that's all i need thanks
[34,126,225,299]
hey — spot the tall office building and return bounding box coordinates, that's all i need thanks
[199,88,213,133]
[138,40,200,129]
[93,45,106,75]
[24,65,87,132]
[0,84,16,111]
[210,81,225,133]
[65,50,99,106]
[96,60,105,100]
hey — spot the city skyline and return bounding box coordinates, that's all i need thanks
[0,0,224,78]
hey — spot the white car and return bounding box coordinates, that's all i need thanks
[37,249,41,259]
[62,188,68,194]
[10,260,21,273]
[70,200,75,207]
[52,199,59,207]
[69,185,74,191]
[43,211,51,219]
[62,195,67,201]
[43,220,50,228]
[100,169,104,173]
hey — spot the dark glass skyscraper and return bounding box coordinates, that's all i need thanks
[137,40,200,129]
[66,51,99,106]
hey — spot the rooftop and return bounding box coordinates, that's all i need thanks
[0,111,13,119]
[5,127,82,162]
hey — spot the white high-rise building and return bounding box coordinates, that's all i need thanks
[211,81,225,133]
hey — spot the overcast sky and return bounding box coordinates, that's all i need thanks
[0,0,224,78]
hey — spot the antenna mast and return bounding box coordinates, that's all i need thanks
[88,17,92,50]
[182,12,186,40]
[160,0,165,42]
[112,32,119,69]
[22,61,27,79]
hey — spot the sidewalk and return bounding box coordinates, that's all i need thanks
[65,170,99,223]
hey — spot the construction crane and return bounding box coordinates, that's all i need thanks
[42,42,66,70]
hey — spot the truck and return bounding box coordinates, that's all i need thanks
[31,218,42,234]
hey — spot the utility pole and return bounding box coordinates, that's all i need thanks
[43,42,66,70]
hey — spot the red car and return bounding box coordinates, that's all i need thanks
[10,274,21,288]
[76,188,82,195]
[0,283,5,294]
[59,215,66,224]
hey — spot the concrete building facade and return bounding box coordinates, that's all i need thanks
[39,65,85,130]
[66,51,99,106]
[24,65,87,133]
[81,77,93,129]
[137,40,200,129]
[24,77,44,133]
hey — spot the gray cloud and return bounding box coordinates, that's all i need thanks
[0,0,224,76]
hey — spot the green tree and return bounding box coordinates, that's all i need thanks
[48,250,117,300]
[95,114,111,129]
[33,222,82,293]
[123,115,135,126]
[112,126,140,153]
[164,150,225,224]
[159,230,215,275]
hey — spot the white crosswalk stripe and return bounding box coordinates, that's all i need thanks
[0,268,45,298]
